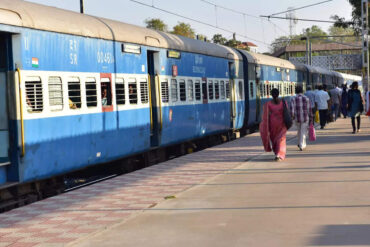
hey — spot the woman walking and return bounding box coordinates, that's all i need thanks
[341,84,348,118]
[260,88,287,161]
[347,82,364,133]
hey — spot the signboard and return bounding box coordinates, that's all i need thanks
[168,50,181,59]
[122,43,141,54]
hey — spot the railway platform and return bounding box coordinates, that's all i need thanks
[0,116,369,247]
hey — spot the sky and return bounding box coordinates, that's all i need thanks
[25,0,353,53]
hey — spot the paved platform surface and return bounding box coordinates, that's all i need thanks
[1,116,369,247]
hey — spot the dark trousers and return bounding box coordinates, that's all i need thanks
[351,116,361,131]
[319,109,328,128]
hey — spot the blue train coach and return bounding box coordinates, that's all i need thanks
[0,0,246,186]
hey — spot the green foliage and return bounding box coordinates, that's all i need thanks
[212,34,228,45]
[328,26,357,42]
[171,22,195,39]
[144,18,167,32]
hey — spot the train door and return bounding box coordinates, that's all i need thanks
[147,50,161,147]
[0,34,9,166]
[255,65,261,123]
[202,78,208,104]
[228,62,236,128]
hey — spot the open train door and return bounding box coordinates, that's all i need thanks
[255,66,262,123]
[0,33,10,166]
[228,62,236,129]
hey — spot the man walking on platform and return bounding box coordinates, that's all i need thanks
[329,84,342,121]
[290,86,313,151]
[315,85,331,129]
[305,85,316,115]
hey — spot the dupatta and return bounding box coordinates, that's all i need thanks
[259,102,272,152]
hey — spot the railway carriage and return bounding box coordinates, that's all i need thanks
[0,0,245,185]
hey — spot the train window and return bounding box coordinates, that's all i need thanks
[68,77,81,109]
[226,81,230,99]
[140,79,149,104]
[249,82,254,98]
[48,76,63,111]
[101,78,112,107]
[128,79,138,104]
[195,80,201,101]
[25,77,43,113]
[238,81,243,99]
[171,79,178,102]
[161,80,169,103]
[179,80,186,101]
[220,81,225,99]
[266,84,270,97]
[86,78,97,107]
[215,80,220,99]
[260,83,264,97]
[115,78,125,105]
[187,80,194,101]
[208,80,214,100]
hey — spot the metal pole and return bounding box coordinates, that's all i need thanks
[80,0,84,14]
[361,0,369,91]
[309,38,312,66]
[305,36,309,65]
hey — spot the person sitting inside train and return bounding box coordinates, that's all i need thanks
[101,88,108,106]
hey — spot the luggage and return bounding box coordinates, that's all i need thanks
[309,124,316,141]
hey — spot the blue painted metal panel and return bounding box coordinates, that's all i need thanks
[20,108,150,182]
[248,100,257,125]
[0,166,6,184]
[21,29,230,78]
[160,102,231,146]
[234,100,245,129]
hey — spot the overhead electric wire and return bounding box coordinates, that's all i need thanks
[268,0,333,17]
[260,15,352,24]
[199,0,259,18]
[129,0,270,45]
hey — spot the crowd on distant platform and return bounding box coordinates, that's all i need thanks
[260,82,370,162]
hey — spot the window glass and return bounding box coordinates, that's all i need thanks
[238,81,243,99]
[226,81,230,99]
[179,80,186,101]
[128,79,138,104]
[140,79,149,104]
[249,82,254,98]
[171,79,178,102]
[195,80,201,101]
[161,80,169,103]
[25,77,43,112]
[86,78,97,107]
[115,78,125,105]
[101,78,112,107]
[48,76,63,111]
[187,80,194,101]
[208,80,214,100]
[215,80,220,99]
[220,81,225,99]
[68,77,81,109]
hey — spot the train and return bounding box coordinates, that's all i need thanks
[0,0,362,188]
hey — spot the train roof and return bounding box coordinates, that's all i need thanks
[0,0,242,60]
[238,50,296,69]
[302,65,334,76]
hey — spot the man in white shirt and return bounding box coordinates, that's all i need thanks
[329,84,342,121]
[315,85,331,129]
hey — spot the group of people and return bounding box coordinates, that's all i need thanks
[260,82,368,162]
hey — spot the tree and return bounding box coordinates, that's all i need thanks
[145,18,167,32]
[225,39,241,48]
[332,0,366,34]
[172,22,195,39]
[212,34,227,45]
[328,26,357,42]
[302,25,328,42]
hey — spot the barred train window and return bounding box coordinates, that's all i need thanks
[249,82,254,98]
[220,81,225,99]
[187,80,194,101]
[86,78,97,107]
[171,79,178,102]
[179,80,186,101]
[128,78,137,104]
[68,77,81,109]
[48,76,63,111]
[260,83,264,97]
[25,77,43,112]
[161,80,169,103]
[226,81,230,99]
[208,80,214,100]
[238,81,243,99]
[195,80,201,101]
[140,79,149,104]
[101,78,112,106]
[115,78,125,105]
[215,80,219,99]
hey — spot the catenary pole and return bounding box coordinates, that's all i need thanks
[362,0,369,91]
[80,0,84,14]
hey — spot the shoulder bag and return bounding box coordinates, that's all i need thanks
[282,99,293,129]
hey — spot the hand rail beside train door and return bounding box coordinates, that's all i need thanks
[16,68,25,157]
[155,74,163,131]
[148,74,153,131]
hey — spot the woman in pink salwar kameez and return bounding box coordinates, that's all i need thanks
[259,88,287,161]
